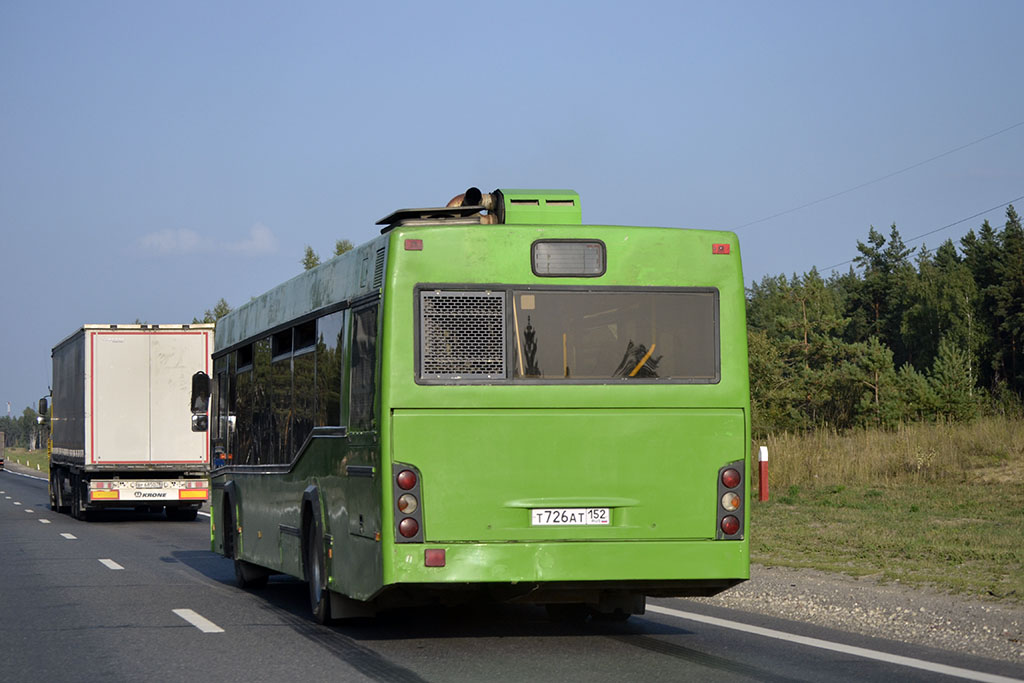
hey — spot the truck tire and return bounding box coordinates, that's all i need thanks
[70,474,83,520]
[49,471,60,512]
[166,506,198,522]
[305,518,332,624]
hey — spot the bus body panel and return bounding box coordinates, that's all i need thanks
[390,408,746,542]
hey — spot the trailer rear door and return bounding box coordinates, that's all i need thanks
[89,329,209,465]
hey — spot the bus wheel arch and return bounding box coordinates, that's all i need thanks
[224,482,268,589]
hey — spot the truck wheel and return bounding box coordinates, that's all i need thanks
[305,519,332,624]
[70,474,83,520]
[166,506,198,522]
[49,471,60,512]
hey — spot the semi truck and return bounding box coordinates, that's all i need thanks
[45,324,214,520]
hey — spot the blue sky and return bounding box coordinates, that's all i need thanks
[2,1,1022,414]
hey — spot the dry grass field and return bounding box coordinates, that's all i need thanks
[751,417,1024,601]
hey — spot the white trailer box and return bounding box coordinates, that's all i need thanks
[48,324,213,520]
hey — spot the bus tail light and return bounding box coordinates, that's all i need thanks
[397,469,417,491]
[398,517,419,538]
[393,463,424,543]
[716,461,744,540]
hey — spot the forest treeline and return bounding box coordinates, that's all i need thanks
[748,205,1024,437]
[1,406,42,450]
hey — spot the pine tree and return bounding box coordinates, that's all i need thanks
[302,245,321,270]
[334,239,354,256]
[929,338,977,422]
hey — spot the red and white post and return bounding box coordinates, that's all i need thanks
[758,446,769,502]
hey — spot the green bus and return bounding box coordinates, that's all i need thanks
[203,187,751,623]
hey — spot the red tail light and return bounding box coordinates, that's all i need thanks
[720,515,740,535]
[397,469,417,491]
[399,517,419,538]
[721,468,741,489]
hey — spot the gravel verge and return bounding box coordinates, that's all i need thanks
[690,564,1023,665]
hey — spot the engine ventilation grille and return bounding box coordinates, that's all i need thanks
[373,247,386,289]
[420,291,506,379]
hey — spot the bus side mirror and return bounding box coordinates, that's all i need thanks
[191,372,211,432]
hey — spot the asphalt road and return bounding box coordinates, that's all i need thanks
[1,467,1020,683]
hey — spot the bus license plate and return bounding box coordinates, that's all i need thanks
[531,508,610,526]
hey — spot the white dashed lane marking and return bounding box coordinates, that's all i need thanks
[99,559,124,570]
[60,533,76,540]
[173,609,224,633]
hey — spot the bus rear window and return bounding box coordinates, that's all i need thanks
[511,289,719,382]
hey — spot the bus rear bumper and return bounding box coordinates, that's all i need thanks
[385,539,749,596]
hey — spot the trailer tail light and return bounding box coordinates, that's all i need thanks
[716,461,744,540]
[90,481,119,500]
[392,463,424,543]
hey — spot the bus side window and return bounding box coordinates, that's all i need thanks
[349,305,378,432]
[316,311,345,427]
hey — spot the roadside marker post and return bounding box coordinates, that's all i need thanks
[758,446,769,502]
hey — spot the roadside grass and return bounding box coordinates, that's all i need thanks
[751,417,1024,602]
[2,447,49,473]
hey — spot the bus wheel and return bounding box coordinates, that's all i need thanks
[590,608,631,623]
[545,603,590,623]
[305,520,332,624]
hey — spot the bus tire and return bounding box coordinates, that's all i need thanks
[545,603,590,623]
[305,519,332,624]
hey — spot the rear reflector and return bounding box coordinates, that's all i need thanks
[424,549,446,567]
[180,490,209,500]
[91,490,119,500]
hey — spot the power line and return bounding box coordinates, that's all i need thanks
[733,119,1024,231]
[821,193,1024,272]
